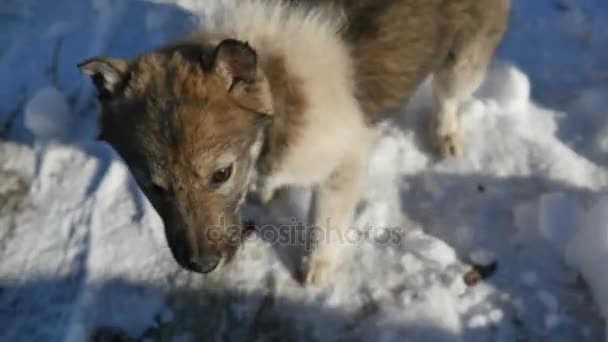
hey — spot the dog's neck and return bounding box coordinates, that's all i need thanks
[251,53,307,177]
[199,0,357,180]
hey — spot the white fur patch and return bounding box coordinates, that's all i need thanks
[197,0,369,189]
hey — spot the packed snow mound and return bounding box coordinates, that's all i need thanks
[534,191,608,342]
[0,141,177,341]
[476,63,531,111]
[566,196,608,342]
[23,87,74,142]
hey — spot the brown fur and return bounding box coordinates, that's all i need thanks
[257,54,308,175]
[341,0,511,122]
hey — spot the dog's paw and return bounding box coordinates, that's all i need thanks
[304,255,335,287]
[248,180,276,207]
[432,132,465,159]
[258,186,276,206]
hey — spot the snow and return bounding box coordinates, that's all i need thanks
[2,0,608,341]
[469,248,496,267]
[538,192,582,252]
[23,87,74,142]
[566,196,608,342]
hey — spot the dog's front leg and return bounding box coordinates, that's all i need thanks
[305,143,371,286]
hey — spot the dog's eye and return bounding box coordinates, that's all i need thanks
[211,164,233,187]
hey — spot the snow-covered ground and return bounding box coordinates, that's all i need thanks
[2,0,608,341]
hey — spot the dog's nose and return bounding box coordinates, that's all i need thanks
[189,253,222,273]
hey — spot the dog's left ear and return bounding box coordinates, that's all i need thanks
[78,57,128,99]
[212,39,257,92]
[211,39,273,116]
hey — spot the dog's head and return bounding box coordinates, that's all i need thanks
[79,39,272,273]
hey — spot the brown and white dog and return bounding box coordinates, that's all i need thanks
[78,0,510,285]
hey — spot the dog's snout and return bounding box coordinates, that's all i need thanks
[164,225,223,274]
[173,246,222,274]
[189,253,222,273]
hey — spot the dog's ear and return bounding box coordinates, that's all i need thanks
[211,39,273,116]
[212,39,257,91]
[78,57,128,99]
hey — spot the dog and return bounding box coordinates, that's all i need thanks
[78,0,510,285]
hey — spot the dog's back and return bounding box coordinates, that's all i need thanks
[333,0,511,122]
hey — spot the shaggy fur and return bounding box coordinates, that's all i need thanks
[79,0,510,285]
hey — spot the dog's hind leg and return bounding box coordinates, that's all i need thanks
[429,39,492,158]
[430,12,509,159]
